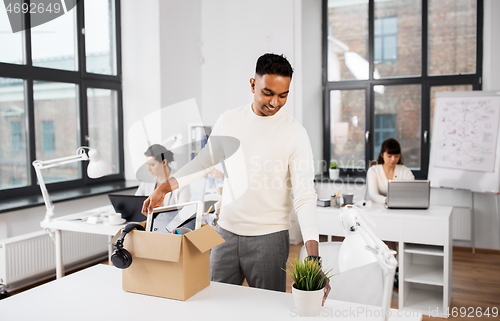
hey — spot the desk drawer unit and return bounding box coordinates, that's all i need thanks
[403,219,446,246]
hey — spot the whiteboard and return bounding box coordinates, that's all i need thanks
[428,91,500,193]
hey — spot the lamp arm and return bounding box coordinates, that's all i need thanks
[356,224,397,321]
[33,148,90,223]
[33,151,89,169]
[343,205,397,321]
[33,163,55,223]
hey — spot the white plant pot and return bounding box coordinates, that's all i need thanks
[329,169,340,180]
[291,285,324,317]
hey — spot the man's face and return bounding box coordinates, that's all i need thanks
[250,74,291,117]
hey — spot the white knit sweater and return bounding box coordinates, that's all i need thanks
[173,104,319,242]
[366,164,415,204]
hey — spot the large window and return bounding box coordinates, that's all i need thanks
[324,0,482,178]
[0,0,123,198]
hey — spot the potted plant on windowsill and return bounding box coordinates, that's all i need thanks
[329,161,340,180]
[284,257,334,317]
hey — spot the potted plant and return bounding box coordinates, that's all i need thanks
[284,257,334,317]
[329,161,340,180]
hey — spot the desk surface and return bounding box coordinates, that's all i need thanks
[316,203,452,245]
[0,264,422,321]
[317,203,452,220]
[40,205,127,236]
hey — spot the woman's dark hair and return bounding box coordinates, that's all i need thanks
[144,144,174,165]
[255,53,293,79]
[374,138,404,166]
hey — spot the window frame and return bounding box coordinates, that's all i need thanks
[322,0,483,179]
[0,0,124,201]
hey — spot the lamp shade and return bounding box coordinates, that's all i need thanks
[338,206,377,272]
[338,233,377,272]
[86,149,112,178]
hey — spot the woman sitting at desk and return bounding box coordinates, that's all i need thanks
[367,138,414,204]
[136,144,191,206]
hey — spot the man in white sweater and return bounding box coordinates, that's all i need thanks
[142,53,329,303]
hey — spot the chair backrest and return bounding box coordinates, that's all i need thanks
[364,176,371,201]
[299,242,384,306]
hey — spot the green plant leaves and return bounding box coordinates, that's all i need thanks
[283,257,335,291]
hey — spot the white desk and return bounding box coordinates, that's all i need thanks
[40,205,127,279]
[0,264,422,321]
[317,203,453,318]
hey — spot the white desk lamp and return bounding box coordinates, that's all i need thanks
[33,147,112,223]
[338,204,398,321]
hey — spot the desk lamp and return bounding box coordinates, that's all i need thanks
[33,147,112,223]
[338,205,398,321]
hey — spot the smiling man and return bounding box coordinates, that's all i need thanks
[142,53,330,303]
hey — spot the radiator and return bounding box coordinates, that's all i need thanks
[0,230,108,289]
[452,207,472,241]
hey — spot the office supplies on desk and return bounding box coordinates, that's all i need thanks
[108,194,148,222]
[317,199,331,207]
[386,180,430,209]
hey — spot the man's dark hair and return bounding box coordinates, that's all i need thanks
[255,53,293,78]
[144,144,174,165]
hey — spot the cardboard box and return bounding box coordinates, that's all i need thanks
[111,223,224,300]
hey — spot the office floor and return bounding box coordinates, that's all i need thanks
[8,238,500,320]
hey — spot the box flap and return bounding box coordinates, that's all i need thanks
[109,221,147,244]
[124,229,182,262]
[184,225,225,253]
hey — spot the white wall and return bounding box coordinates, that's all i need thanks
[159,0,202,109]
[121,0,162,181]
[200,0,297,125]
[483,0,500,92]
[298,0,324,173]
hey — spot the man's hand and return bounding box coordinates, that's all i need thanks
[304,240,331,305]
[322,278,331,306]
[141,178,179,215]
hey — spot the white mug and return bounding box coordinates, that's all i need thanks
[108,213,123,224]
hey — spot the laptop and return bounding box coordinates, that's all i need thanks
[108,194,148,222]
[386,180,430,209]
[145,201,203,233]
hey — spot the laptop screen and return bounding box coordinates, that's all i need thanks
[146,202,200,233]
[108,194,148,222]
[387,180,430,209]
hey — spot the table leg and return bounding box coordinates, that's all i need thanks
[54,229,65,279]
[471,192,475,254]
[496,194,500,253]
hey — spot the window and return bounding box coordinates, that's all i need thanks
[0,1,123,199]
[374,17,398,63]
[0,78,28,190]
[41,121,56,154]
[374,114,397,154]
[324,0,482,178]
[10,121,23,153]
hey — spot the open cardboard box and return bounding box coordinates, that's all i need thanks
[110,222,224,300]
